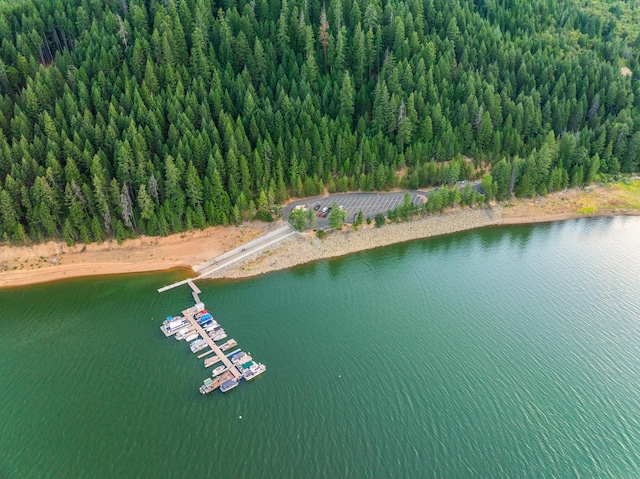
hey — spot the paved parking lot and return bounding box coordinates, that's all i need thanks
[283,191,428,229]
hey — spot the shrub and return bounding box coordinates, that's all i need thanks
[256,210,273,222]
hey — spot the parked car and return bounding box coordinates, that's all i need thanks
[313,204,321,211]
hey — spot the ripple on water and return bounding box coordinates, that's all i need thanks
[2,218,640,478]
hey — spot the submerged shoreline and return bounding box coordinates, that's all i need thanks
[206,207,503,280]
[1,184,639,288]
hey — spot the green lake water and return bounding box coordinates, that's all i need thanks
[1,217,640,478]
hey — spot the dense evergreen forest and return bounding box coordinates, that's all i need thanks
[0,0,639,244]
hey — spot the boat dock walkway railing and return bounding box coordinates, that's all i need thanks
[182,304,242,380]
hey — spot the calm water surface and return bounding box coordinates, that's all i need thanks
[1,217,640,478]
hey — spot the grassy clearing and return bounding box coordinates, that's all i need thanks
[599,180,640,210]
[503,180,640,220]
[577,206,596,214]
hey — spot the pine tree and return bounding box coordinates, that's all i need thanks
[137,184,155,221]
[185,161,204,209]
[339,71,354,121]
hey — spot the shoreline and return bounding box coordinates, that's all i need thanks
[201,207,639,281]
[1,184,639,288]
[0,223,270,289]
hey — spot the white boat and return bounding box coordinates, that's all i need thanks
[232,353,252,365]
[203,322,219,332]
[207,327,225,338]
[175,327,195,340]
[230,351,247,364]
[211,332,227,342]
[242,362,266,381]
[219,378,239,393]
[212,365,227,376]
[219,339,237,352]
[190,338,207,353]
[160,317,189,336]
[184,333,199,342]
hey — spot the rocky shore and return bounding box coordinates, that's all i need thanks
[207,206,504,280]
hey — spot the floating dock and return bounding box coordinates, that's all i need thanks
[187,280,201,304]
[160,282,266,394]
[204,356,222,368]
[197,349,216,359]
[181,304,242,380]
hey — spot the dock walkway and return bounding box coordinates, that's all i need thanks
[182,305,241,380]
[188,280,201,304]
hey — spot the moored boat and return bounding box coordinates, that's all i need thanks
[219,378,239,393]
[199,377,215,394]
[203,322,219,332]
[232,353,252,365]
[184,332,199,342]
[199,371,234,394]
[237,360,253,371]
[190,338,207,353]
[219,339,237,352]
[228,349,243,360]
[208,327,227,341]
[242,362,267,381]
[212,365,227,376]
[197,313,213,324]
[160,317,189,336]
[175,327,195,340]
[230,351,247,364]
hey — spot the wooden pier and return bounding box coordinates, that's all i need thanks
[197,349,216,359]
[182,305,242,380]
[204,356,222,368]
[188,281,201,304]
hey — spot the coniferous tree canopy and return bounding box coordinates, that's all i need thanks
[0,0,638,243]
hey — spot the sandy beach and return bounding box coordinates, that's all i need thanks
[1,183,638,288]
[0,223,269,288]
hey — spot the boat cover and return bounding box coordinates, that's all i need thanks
[220,379,236,390]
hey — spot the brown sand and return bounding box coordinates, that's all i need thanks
[499,183,640,223]
[1,183,638,288]
[0,223,269,288]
